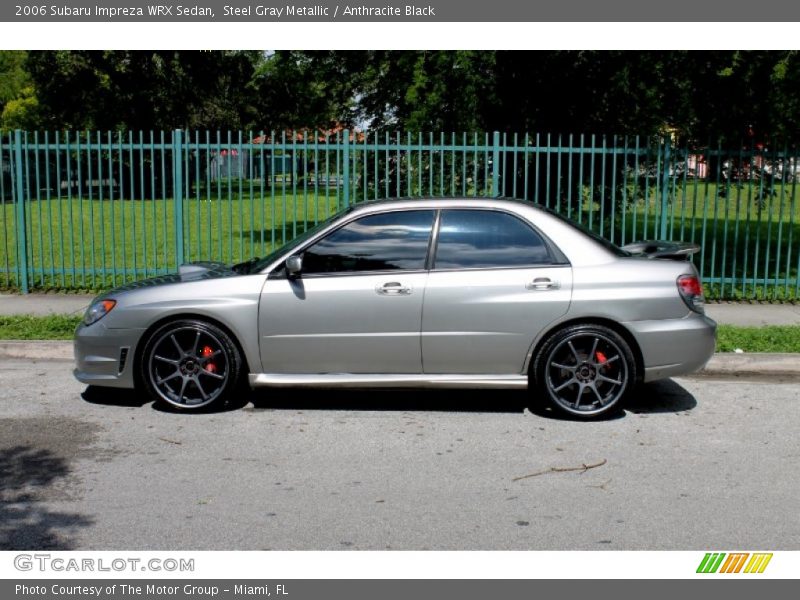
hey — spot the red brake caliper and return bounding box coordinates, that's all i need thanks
[596,351,607,370]
[201,345,217,373]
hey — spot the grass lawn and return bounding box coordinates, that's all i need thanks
[601,182,800,301]
[0,315,82,340]
[716,324,800,353]
[1,182,342,291]
[1,180,799,298]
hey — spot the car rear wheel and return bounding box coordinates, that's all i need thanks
[533,324,636,419]
[140,319,242,411]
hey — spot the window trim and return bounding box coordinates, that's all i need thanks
[430,207,570,272]
[288,268,431,280]
[267,205,571,280]
[424,210,443,271]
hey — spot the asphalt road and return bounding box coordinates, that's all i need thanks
[0,358,798,551]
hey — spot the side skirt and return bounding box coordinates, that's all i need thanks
[248,373,528,389]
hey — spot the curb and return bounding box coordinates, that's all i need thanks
[1,341,799,379]
[696,353,800,379]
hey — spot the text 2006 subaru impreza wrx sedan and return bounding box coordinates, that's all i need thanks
[74,198,716,419]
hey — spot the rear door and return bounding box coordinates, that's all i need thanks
[421,209,572,374]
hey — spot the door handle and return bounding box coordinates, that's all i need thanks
[526,277,560,291]
[376,281,412,296]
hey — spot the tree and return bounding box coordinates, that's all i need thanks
[0,51,30,105]
[317,50,800,141]
[25,51,263,131]
[249,51,366,130]
[7,50,800,141]
[354,51,496,131]
[1,90,39,129]
[0,51,39,129]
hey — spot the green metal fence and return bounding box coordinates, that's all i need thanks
[1,129,799,300]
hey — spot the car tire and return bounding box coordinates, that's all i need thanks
[140,319,242,412]
[532,324,636,419]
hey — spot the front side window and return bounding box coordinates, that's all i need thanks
[302,210,435,274]
[434,210,552,269]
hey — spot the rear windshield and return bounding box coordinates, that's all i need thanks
[538,205,631,257]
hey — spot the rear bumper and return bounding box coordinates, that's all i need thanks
[73,322,144,389]
[624,312,717,382]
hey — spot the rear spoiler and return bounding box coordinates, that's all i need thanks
[620,240,701,261]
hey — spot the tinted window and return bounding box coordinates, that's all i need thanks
[302,210,435,274]
[250,208,351,274]
[434,210,551,269]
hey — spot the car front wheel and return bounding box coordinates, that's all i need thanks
[140,319,242,411]
[533,324,636,419]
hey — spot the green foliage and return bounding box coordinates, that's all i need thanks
[343,50,800,141]
[25,50,264,130]
[0,86,39,129]
[5,50,800,142]
[0,315,82,340]
[352,50,496,131]
[0,51,31,104]
[251,51,364,128]
[716,324,800,353]
[0,51,38,128]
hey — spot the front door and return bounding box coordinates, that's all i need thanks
[258,209,436,374]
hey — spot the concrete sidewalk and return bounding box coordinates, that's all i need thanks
[706,302,800,326]
[0,293,94,316]
[2,293,799,326]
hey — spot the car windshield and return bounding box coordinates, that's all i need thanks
[241,207,354,274]
[538,205,631,257]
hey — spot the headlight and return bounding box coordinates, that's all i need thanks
[83,299,116,326]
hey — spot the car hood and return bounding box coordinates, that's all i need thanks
[98,262,239,298]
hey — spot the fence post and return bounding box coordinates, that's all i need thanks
[659,136,671,239]
[13,130,29,293]
[173,129,184,267]
[343,129,350,206]
[492,131,501,198]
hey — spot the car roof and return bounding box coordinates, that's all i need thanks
[345,196,539,215]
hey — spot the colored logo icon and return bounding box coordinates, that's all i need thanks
[697,553,773,574]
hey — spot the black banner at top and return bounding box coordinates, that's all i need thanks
[2,0,800,22]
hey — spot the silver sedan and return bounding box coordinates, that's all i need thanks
[74,198,716,419]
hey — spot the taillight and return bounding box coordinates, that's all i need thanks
[677,274,705,313]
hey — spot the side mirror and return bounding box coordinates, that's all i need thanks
[286,255,303,279]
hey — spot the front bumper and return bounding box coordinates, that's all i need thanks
[624,312,717,382]
[73,322,145,388]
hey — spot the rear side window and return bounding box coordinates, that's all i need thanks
[302,210,435,274]
[434,210,552,269]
